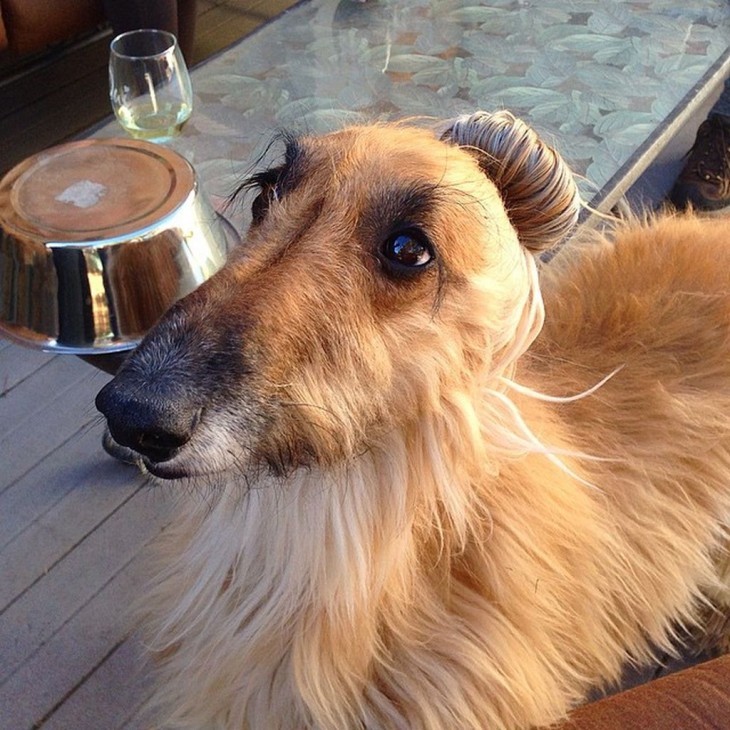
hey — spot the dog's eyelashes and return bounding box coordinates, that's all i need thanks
[379,229,435,276]
[251,189,273,224]
[249,168,284,224]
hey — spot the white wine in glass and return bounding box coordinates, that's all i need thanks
[109,30,193,143]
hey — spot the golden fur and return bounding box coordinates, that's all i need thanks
[98,114,730,729]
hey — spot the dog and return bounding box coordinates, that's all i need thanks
[96,111,730,729]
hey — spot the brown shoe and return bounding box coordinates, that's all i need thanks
[669,113,730,211]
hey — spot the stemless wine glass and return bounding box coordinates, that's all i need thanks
[109,29,193,143]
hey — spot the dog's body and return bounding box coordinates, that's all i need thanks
[98,114,730,729]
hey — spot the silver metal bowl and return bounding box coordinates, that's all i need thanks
[0,138,235,354]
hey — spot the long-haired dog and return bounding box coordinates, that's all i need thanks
[97,111,730,729]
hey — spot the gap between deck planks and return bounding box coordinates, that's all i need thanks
[0,343,57,398]
[38,635,155,730]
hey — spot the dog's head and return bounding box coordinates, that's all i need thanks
[96,112,579,480]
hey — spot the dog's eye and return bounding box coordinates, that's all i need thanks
[380,230,435,274]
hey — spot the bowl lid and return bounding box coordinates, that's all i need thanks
[0,138,195,243]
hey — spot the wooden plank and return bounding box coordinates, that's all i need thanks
[0,425,104,548]
[0,360,111,493]
[0,381,115,516]
[0,441,147,611]
[0,549,157,730]
[39,635,154,730]
[191,3,264,63]
[0,31,111,121]
[0,62,111,174]
[0,343,56,396]
[120,702,157,730]
[194,0,220,19]
[0,353,97,442]
[191,0,299,64]
[0,479,170,685]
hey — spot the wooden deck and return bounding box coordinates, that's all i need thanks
[0,343,173,728]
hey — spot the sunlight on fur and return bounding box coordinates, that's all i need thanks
[95,112,730,730]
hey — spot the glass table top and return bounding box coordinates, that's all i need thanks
[94,0,730,222]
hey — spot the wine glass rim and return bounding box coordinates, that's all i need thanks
[110,29,179,60]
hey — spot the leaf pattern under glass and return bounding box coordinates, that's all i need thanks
[93,0,730,208]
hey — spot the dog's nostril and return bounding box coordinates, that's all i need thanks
[138,430,189,451]
[116,420,195,463]
[137,429,191,457]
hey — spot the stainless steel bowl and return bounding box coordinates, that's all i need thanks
[0,138,235,354]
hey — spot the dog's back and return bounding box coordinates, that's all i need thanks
[540,213,730,393]
[511,213,730,694]
[536,213,730,504]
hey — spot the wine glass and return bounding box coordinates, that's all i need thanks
[109,29,193,143]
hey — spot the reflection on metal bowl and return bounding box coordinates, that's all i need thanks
[0,138,236,354]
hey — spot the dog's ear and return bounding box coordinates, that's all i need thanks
[440,111,581,253]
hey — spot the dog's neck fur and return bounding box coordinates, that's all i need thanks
[142,383,676,730]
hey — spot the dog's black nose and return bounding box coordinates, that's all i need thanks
[96,379,199,463]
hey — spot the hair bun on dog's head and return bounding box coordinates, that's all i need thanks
[440,111,581,253]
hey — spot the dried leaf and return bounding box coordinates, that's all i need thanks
[384,54,450,74]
